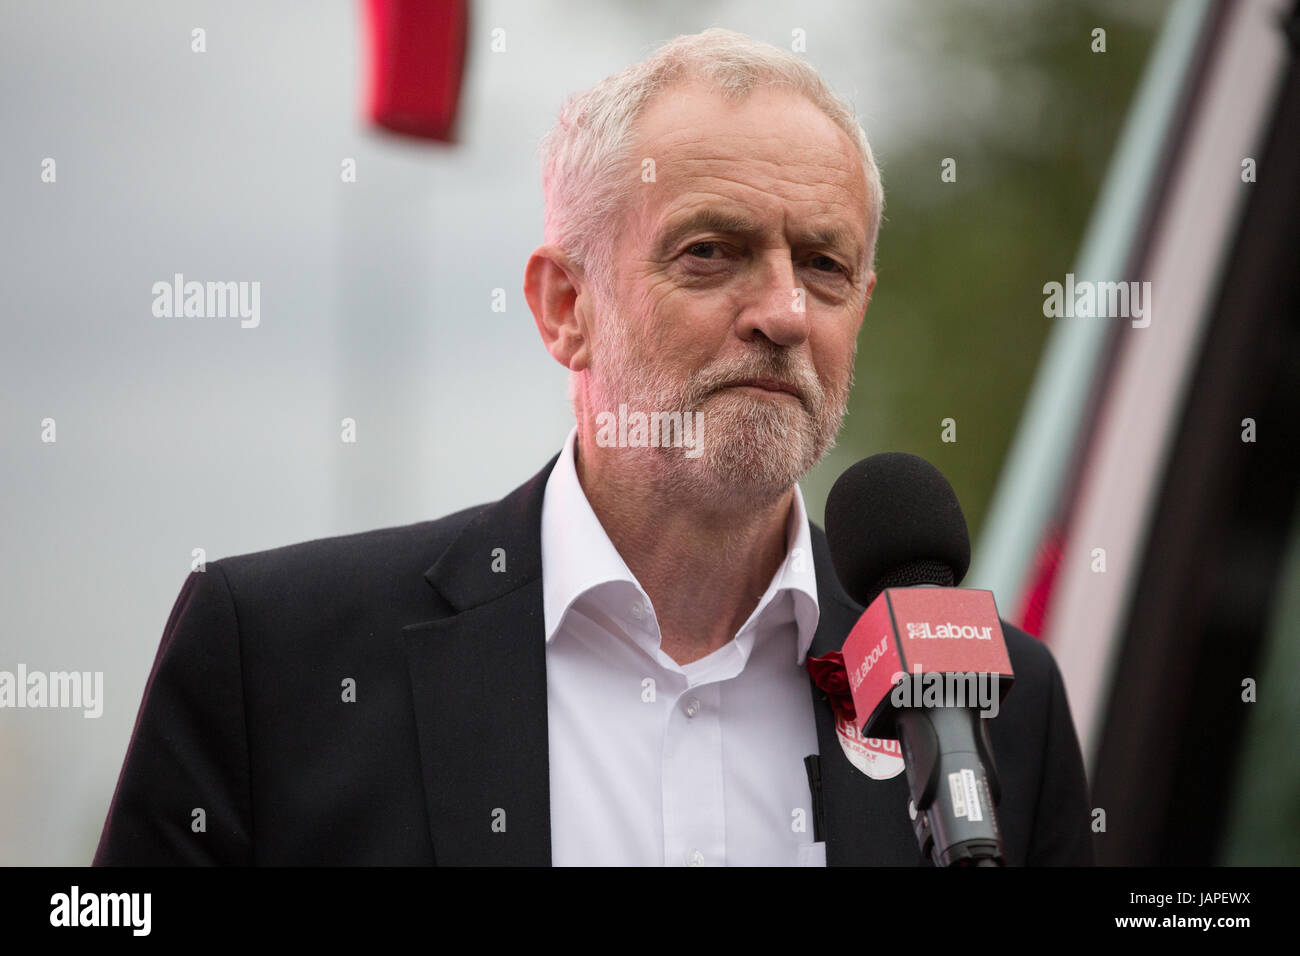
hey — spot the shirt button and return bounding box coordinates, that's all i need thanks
[630,602,644,620]
[686,849,705,866]
[683,696,700,718]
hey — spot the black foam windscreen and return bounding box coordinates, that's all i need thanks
[824,453,972,608]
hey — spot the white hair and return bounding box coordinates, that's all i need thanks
[538,28,885,298]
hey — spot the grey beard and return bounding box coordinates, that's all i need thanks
[582,318,852,508]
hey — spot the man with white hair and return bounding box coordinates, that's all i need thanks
[96,29,1092,867]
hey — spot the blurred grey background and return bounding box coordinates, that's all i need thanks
[0,0,1162,865]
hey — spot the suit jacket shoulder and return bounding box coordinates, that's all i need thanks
[994,622,1095,865]
[93,495,514,865]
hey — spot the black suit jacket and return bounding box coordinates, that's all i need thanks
[94,453,1094,865]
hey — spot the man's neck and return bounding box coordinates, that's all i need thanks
[573,432,795,667]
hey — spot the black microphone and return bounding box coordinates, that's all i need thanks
[825,452,970,606]
[825,453,1012,867]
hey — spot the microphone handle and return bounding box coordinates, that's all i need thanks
[897,705,1005,866]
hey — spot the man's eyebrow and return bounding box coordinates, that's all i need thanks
[654,209,864,267]
[653,209,765,259]
[794,225,862,259]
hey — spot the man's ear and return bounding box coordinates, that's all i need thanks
[863,269,877,312]
[524,245,593,372]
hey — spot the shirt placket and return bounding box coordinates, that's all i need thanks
[662,679,725,867]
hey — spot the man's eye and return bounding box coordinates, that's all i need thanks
[685,241,725,259]
[807,254,845,274]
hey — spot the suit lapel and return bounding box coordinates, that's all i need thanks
[808,526,929,866]
[402,454,560,866]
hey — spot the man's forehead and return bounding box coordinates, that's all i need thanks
[626,82,869,250]
[632,81,863,179]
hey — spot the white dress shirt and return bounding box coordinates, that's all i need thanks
[541,426,826,866]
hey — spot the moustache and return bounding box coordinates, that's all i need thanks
[691,355,822,408]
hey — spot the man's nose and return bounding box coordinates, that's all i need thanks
[736,250,812,347]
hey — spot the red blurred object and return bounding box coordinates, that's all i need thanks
[363,0,468,142]
[1016,524,1063,641]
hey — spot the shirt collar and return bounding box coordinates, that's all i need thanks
[540,426,821,664]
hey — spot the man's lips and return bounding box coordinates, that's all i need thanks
[723,377,802,399]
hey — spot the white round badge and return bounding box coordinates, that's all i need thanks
[835,713,905,780]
